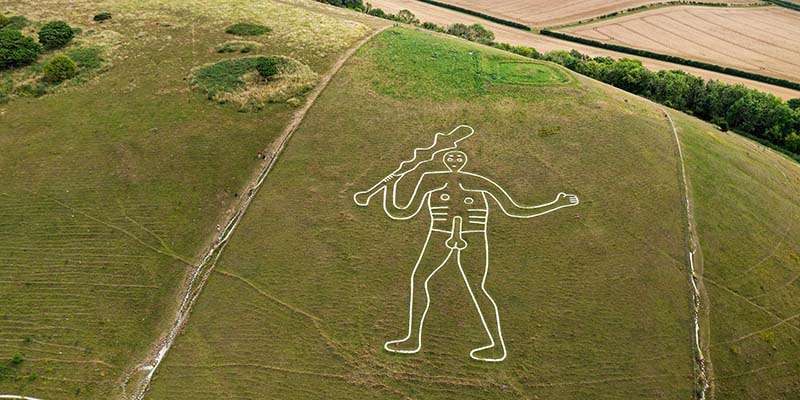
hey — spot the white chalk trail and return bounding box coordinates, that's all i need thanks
[123,26,390,400]
[0,395,44,400]
[664,109,710,400]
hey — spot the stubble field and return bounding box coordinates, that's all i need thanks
[564,6,800,82]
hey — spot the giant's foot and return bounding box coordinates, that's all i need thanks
[470,343,506,362]
[384,337,420,354]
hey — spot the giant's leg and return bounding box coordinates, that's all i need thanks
[458,231,507,362]
[384,230,452,353]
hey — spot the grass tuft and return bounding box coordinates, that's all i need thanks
[215,40,262,54]
[225,22,271,37]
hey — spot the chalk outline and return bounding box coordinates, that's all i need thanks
[354,126,579,362]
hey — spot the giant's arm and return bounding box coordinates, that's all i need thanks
[381,172,445,220]
[461,173,579,218]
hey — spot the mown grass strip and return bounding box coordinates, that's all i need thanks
[540,29,800,91]
[415,0,531,31]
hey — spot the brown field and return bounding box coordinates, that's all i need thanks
[565,6,800,82]
[368,0,800,99]
[431,0,756,27]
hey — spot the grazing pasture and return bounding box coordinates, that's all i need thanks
[148,27,699,400]
[0,0,375,398]
[564,6,800,82]
[427,0,757,27]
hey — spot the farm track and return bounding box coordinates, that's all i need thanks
[122,25,390,400]
[367,0,800,99]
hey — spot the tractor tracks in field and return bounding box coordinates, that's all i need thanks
[120,25,389,400]
[663,109,712,400]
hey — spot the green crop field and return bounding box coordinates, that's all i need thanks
[1,2,798,400]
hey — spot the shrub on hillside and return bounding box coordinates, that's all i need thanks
[420,21,445,33]
[93,12,112,22]
[225,22,271,37]
[446,23,494,45]
[318,0,364,10]
[38,21,75,50]
[255,57,279,79]
[43,54,77,83]
[366,8,388,18]
[0,29,42,69]
[789,98,800,110]
[395,10,419,25]
[0,14,10,28]
[1,16,29,31]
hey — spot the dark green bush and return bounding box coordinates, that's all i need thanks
[789,98,800,110]
[420,21,445,33]
[93,12,112,22]
[0,29,42,69]
[43,54,77,83]
[0,14,10,28]
[446,23,494,45]
[225,22,271,36]
[1,16,29,31]
[367,8,388,18]
[318,0,364,9]
[38,21,75,50]
[255,57,280,79]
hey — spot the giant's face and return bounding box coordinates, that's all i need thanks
[443,150,467,172]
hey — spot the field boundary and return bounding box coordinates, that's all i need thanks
[540,29,800,91]
[663,109,711,399]
[120,25,390,400]
[548,1,768,30]
[765,0,800,11]
[415,0,532,30]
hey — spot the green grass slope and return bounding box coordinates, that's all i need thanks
[0,0,375,398]
[675,114,800,398]
[147,28,698,399]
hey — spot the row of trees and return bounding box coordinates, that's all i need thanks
[542,50,800,156]
[1,17,75,70]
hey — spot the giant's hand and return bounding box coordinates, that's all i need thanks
[555,192,580,207]
[353,174,397,207]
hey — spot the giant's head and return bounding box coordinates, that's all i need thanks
[443,150,467,172]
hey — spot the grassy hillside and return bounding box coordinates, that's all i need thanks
[147,28,697,399]
[675,114,800,398]
[0,0,375,398]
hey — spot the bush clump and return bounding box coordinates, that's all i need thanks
[93,12,112,22]
[225,22,271,37]
[42,54,77,83]
[2,16,29,31]
[0,14,10,28]
[0,29,42,69]
[215,40,261,54]
[191,55,317,110]
[38,21,75,50]
[255,57,279,79]
[446,23,494,45]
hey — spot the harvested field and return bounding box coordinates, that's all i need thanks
[368,0,800,99]
[430,0,757,27]
[565,6,800,82]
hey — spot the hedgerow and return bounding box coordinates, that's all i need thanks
[415,0,531,31]
[539,49,800,160]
